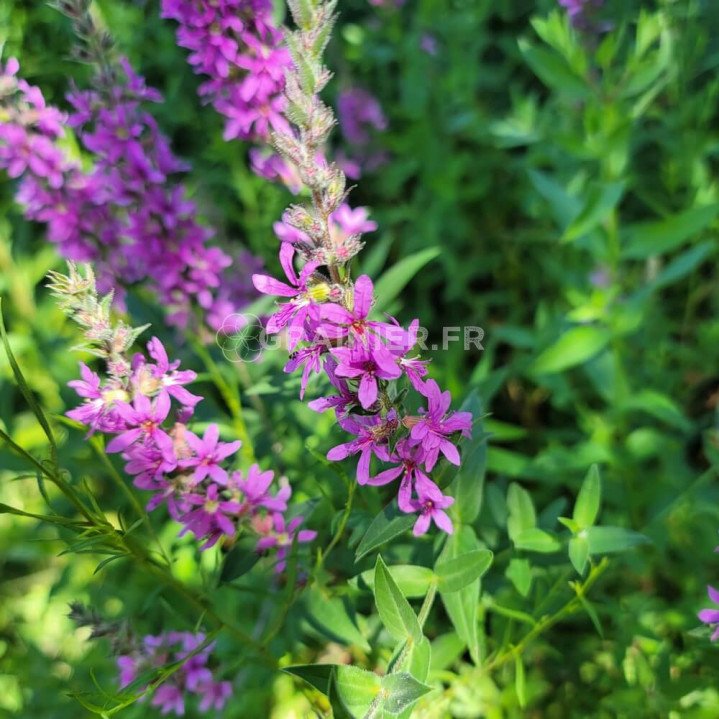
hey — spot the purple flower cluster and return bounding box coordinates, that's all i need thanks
[117,632,231,715]
[699,585,719,640]
[336,88,388,180]
[160,0,295,188]
[253,214,472,536]
[67,333,315,561]
[0,57,258,332]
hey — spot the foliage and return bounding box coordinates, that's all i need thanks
[2,0,719,717]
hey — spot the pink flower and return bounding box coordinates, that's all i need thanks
[252,243,321,349]
[106,393,175,456]
[408,379,472,471]
[327,411,399,484]
[331,342,401,410]
[180,424,242,485]
[178,483,242,549]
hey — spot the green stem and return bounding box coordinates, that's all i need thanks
[189,336,255,463]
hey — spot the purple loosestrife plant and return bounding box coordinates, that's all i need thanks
[117,632,231,715]
[49,263,316,563]
[0,3,261,333]
[160,0,297,188]
[251,0,473,537]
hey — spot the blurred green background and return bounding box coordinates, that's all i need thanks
[3,0,719,716]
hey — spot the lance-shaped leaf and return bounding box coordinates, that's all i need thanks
[374,555,422,645]
[355,503,415,561]
[436,549,493,593]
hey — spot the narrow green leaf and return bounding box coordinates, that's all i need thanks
[407,636,431,683]
[283,664,335,695]
[505,558,532,597]
[219,538,260,583]
[622,204,719,260]
[438,528,481,664]
[451,394,487,524]
[533,326,610,374]
[436,549,493,593]
[305,588,370,651]
[506,483,536,541]
[0,299,56,455]
[374,556,422,644]
[574,464,601,529]
[562,182,625,242]
[359,565,435,598]
[373,247,440,313]
[333,665,382,717]
[513,527,561,553]
[355,504,415,561]
[519,40,589,99]
[568,536,589,575]
[586,526,649,554]
[381,673,432,715]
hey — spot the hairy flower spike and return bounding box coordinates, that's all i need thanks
[252,0,473,536]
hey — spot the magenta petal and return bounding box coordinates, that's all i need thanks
[708,585,719,604]
[433,509,454,534]
[358,374,378,409]
[252,274,297,297]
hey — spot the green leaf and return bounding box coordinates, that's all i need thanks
[533,326,610,374]
[515,654,527,708]
[359,565,435,598]
[439,529,481,664]
[622,204,719,260]
[407,636,431,683]
[219,538,260,583]
[513,527,561,553]
[283,664,335,695]
[373,247,440,313]
[506,483,536,541]
[568,536,589,575]
[333,665,382,717]
[562,182,625,242]
[519,40,589,99]
[305,588,370,651]
[381,673,432,715]
[527,169,582,229]
[586,526,649,555]
[574,464,601,529]
[355,504,416,561]
[0,299,56,455]
[506,558,532,597]
[450,392,487,524]
[436,549,493,593]
[374,556,422,644]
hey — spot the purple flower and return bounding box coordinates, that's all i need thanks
[307,357,357,415]
[132,337,203,409]
[178,483,241,549]
[105,393,175,456]
[331,342,402,410]
[337,88,387,146]
[327,411,399,484]
[117,631,231,716]
[252,243,321,348]
[285,342,326,399]
[230,464,290,513]
[180,424,242,485]
[318,275,397,347]
[161,0,293,186]
[408,379,472,471]
[699,585,719,640]
[66,363,129,433]
[408,481,455,536]
[255,512,317,573]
